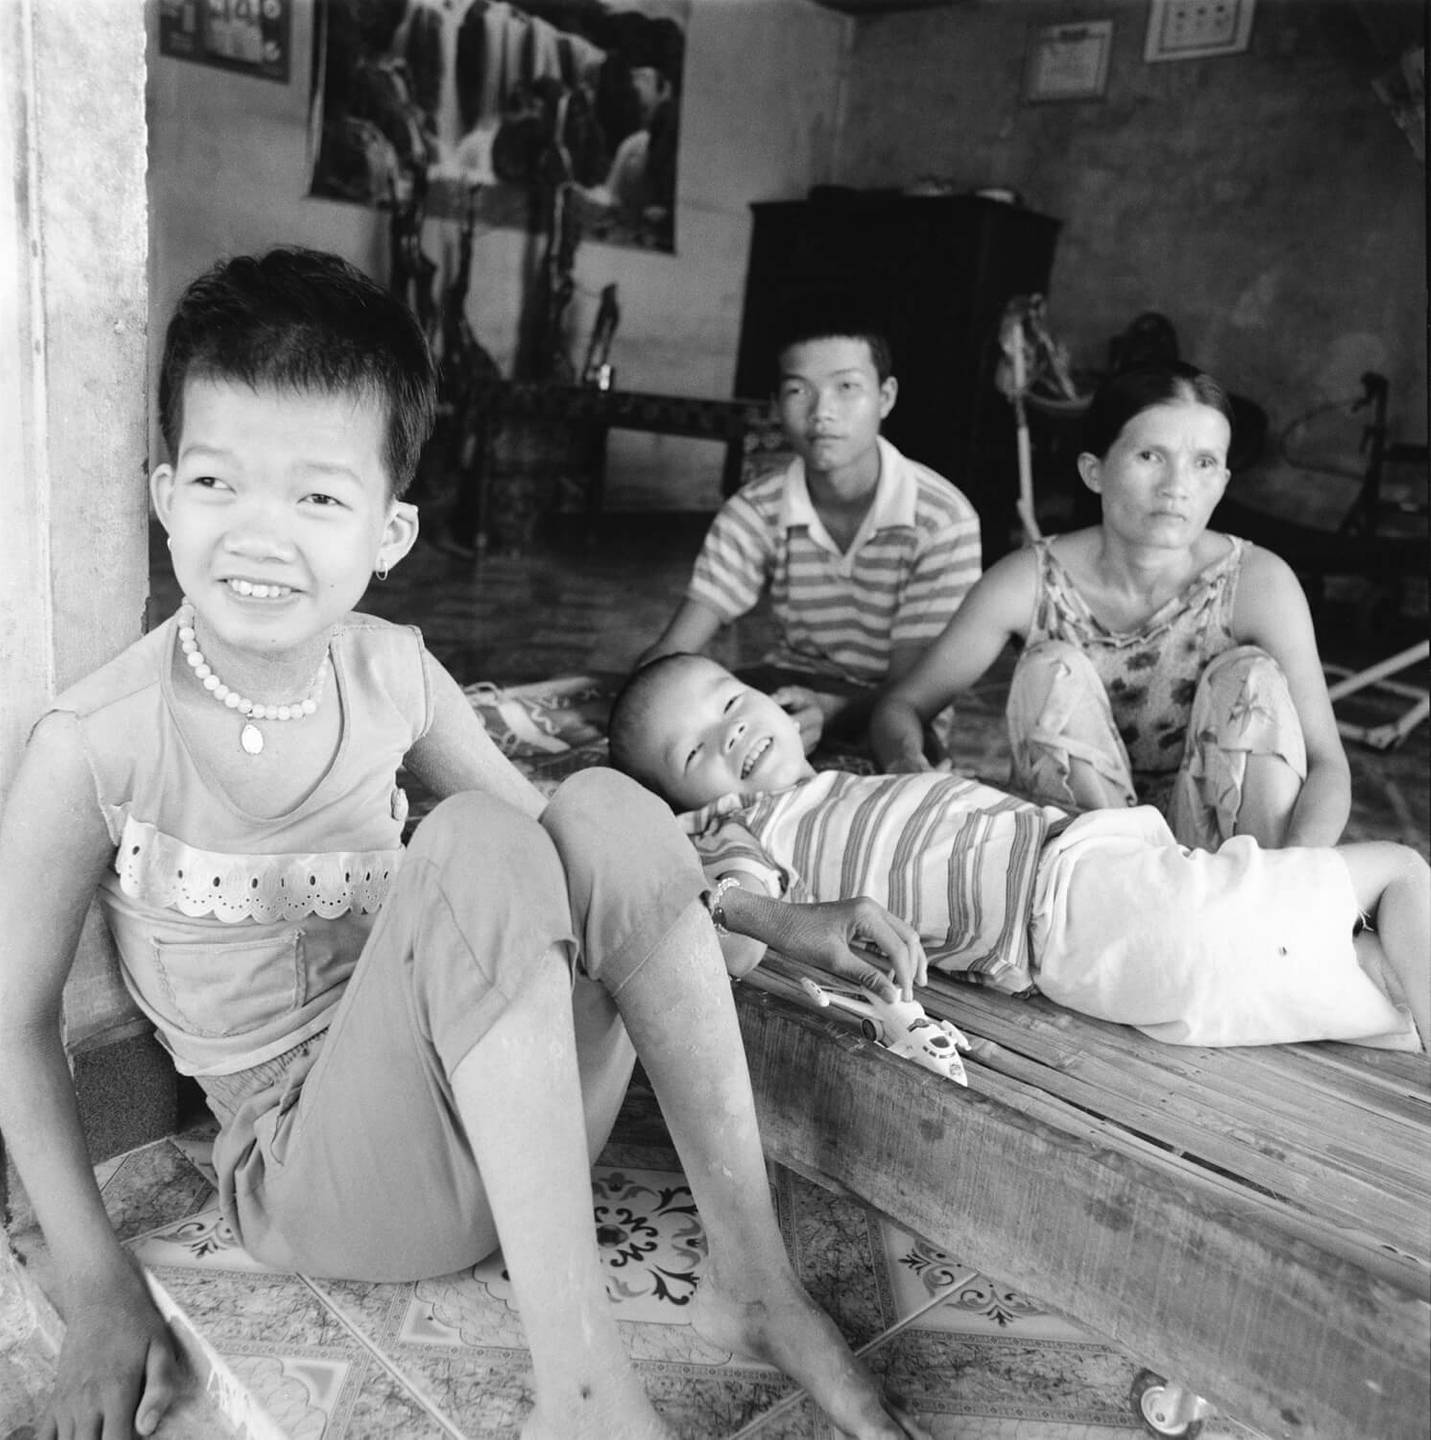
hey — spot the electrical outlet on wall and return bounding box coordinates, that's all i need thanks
[1145,0,1256,62]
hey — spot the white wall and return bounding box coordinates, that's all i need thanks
[147,0,851,509]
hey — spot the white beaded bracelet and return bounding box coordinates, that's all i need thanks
[702,874,742,935]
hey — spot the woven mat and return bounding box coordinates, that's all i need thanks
[462,674,617,795]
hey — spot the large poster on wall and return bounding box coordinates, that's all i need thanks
[309,0,688,253]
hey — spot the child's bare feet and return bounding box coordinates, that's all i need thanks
[690,1271,931,1439]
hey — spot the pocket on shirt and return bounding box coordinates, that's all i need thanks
[150,930,305,1038]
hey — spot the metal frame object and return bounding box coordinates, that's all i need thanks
[1325,639,1430,750]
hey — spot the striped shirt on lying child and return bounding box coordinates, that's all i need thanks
[678,769,1068,994]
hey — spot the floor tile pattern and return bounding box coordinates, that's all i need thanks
[11,1102,1236,1439]
[0,1092,1271,1440]
[125,1135,1151,1439]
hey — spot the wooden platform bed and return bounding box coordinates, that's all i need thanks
[733,972,1430,1440]
[464,677,1428,1439]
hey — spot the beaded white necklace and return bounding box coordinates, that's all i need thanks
[177,603,328,756]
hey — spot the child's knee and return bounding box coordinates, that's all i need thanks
[1342,841,1431,910]
[542,769,708,964]
[398,792,575,975]
[542,768,702,886]
[412,790,565,891]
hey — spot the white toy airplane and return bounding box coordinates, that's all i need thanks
[744,955,972,1086]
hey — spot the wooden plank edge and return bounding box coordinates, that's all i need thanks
[735,985,1431,1440]
[927,984,1430,1137]
[930,983,1429,1116]
[920,987,1431,1223]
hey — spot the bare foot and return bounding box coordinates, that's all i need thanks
[690,1275,931,1439]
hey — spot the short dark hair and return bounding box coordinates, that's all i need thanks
[1081,361,1234,460]
[607,652,707,806]
[773,295,894,384]
[158,247,438,498]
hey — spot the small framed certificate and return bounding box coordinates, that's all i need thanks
[1145,0,1256,62]
[1024,20,1114,103]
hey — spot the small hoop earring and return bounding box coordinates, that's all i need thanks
[374,559,390,582]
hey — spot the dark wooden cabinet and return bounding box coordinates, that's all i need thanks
[734,193,1061,558]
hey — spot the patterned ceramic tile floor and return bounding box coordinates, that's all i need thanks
[7,1081,1267,1440]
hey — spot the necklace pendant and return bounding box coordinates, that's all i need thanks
[240,721,265,756]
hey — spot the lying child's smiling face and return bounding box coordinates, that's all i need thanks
[642,658,813,811]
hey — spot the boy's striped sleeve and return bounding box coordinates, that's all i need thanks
[892,492,982,648]
[687,491,775,623]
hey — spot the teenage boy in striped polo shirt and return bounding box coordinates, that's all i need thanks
[607,653,1429,1051]
[638,315,981,746]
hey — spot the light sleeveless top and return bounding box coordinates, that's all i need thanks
[49,612,432,1076]
[1027,536,1244,782]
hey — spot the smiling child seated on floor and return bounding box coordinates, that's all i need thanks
[0,249,928,1440]
[607,653,1429,1052]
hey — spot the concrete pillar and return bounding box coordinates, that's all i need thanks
[1,0,175,1165]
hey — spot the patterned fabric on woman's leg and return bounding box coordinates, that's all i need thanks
[1007,640,1137,812]
[1170,645,1307,849]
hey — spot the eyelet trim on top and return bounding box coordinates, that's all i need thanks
[114,814,399,923]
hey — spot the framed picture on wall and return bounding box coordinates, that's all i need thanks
[157,0,291,84]
[1024,20,1114,103]
[309,0,689,255]
[1145,0,1256,62]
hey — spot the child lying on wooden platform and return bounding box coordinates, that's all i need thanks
[608,653,1429,1052]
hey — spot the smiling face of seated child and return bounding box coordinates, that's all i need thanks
[609,654,815,812]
